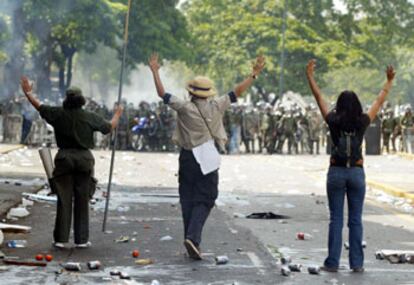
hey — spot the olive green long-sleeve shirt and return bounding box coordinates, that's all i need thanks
[39,105,112,149]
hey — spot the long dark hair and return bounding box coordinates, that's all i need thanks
[332,90,365,131]
[63,87,86,110]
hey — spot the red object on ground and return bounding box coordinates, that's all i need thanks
[297,232,305,240]
[35,254,44,261]
[132,250,140,258]
[45,254,53,262]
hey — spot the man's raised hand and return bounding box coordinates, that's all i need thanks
[20,76,33,96]
[252,55,266,77]
[148,53,161,73]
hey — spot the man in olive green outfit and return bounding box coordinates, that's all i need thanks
[21,77,123,248]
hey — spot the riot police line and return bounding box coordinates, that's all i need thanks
[1,95,413,155]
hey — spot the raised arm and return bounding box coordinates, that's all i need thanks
[234,55,266,97]
[148,53,165,98]
[367,66,396,122]
[110,104,124,130]
[306,60,329,120]
[20,76,41,110]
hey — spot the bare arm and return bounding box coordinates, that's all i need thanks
[148,53,165,98]
[20,76,41,110]
[110,105,124,130]
[234,55,266,97]
[367,66,396,121]
[306,60,329,120]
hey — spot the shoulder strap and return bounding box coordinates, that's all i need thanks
[193,102,215,140]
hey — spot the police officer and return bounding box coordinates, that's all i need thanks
[20,76,123,248]
[401,106,414,153]
[381,109,396,153]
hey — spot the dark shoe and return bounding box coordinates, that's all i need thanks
[184,239,202,260]
[321,266,338,272]
[352,267,365,273]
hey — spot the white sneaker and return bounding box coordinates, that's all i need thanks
[53,242,65,249]
[75,241,92,248]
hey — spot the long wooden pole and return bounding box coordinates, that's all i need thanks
[102,0,132,232]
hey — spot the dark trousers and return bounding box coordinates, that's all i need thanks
[53,149,94,244]
[178,149,218,247]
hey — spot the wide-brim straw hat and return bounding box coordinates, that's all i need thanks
[185,76,217,98]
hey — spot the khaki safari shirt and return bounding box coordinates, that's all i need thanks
[163,92,237,151]
[39,105,112,149]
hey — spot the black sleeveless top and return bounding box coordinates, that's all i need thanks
[326,112,371,167]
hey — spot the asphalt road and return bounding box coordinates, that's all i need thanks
[0,148,413,284]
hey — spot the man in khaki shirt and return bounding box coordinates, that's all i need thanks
[149,53,265,260]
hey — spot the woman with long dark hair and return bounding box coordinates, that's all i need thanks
[306,60,395,272]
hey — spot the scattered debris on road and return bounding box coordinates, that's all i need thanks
[4,258,47,267]
[215,255,229,265]
[114,236,129,243]
[246,212,290,220]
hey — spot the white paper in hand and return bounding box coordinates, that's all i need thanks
[192,139,221,175]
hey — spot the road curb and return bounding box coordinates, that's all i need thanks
[0,144,24,155]
[367,179,414,202]
[396,152,414,160]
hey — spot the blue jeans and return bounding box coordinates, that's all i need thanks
[324,166,365,269]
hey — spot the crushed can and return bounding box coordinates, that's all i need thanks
[399,254,408,263]
[288,264,302,272]
[87,260,101,270]
[62,262,82,271]
[120,272,131,279]
[375,251,385,260]
[281,266,291,276]
[281,256,292,265]
[215,256,229,265]
[308,266,320,275]
[110,270,121,276]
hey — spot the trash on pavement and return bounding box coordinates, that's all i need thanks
[135,258,154,265]
[4,258,47,267]
[0,230,3,246]
[45,255,53,262]
[281,266,291,276]
[296,232,312,240]
[215,255,229,265]
[22,193,57,204]
[233,213,246,218]
[21,198,34,207]
[160,235,173,241]
[280,256,291,265]
[151,280,161,285]
[132,250,140,258]
[35,254,44,261]
[288,264,302,272]
[308,266,321,275]
[87,260,102,270]
[0,250,5,259]
[7,207,30,218]
[246,212,290,220]
[114,236,130,243]
[110,270,121,276]
[120,272,131,279]
[6,240,27,248]
[62,262,82,271]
